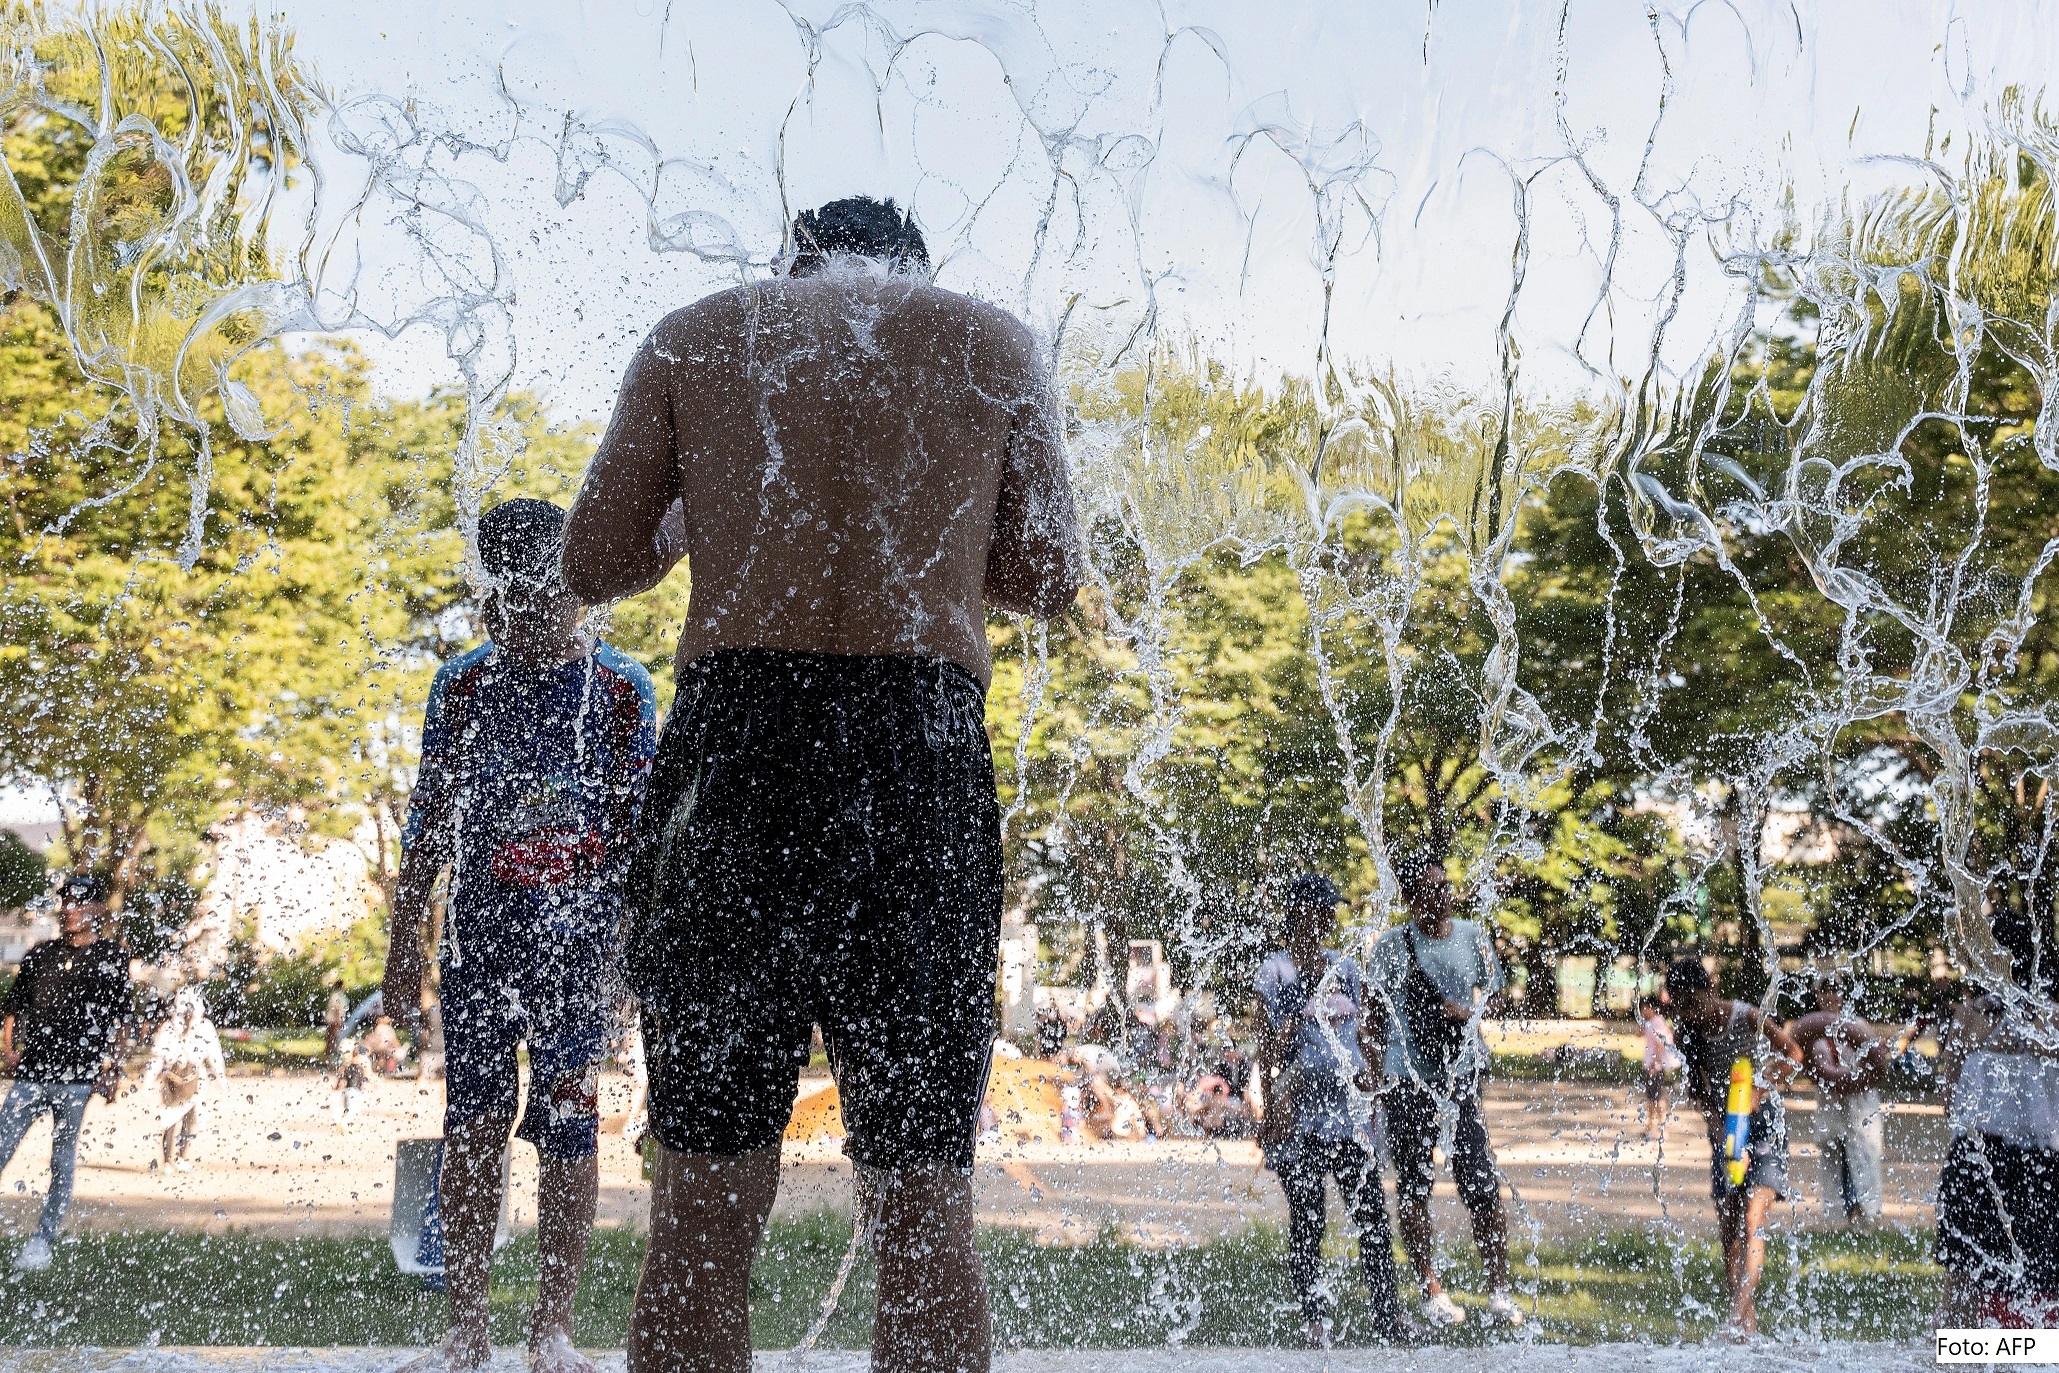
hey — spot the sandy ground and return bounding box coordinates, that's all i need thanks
[0,1061,1949,1246]
[0,1342,1938,1371]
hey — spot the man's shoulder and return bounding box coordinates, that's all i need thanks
[689,277,1032,341]
[88,940,130,978]
[1254,949,1294,985]
[14,938,60,971]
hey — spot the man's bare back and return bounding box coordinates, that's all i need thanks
[561,259,1079,683]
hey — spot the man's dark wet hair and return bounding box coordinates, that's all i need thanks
[1664,955,1714,1002]
[478,498,568,586]
[1637,994,1663,1014]
[1391,847,1445,903]
[789,196,929,275]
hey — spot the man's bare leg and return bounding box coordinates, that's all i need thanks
[870,1163,990,1373]
[1395,1191,1444,1295]
[399,1115,511,1371]
[1467,1194,1511,1291]
[627,1142,780,1373]
[531,1151,600,1370]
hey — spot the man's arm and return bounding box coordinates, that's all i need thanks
[984,337,1081,619]
[1,951,35,1073]
[1357,968,1389,1088]
[95,961,137,1102]
[1757,1010,1806,1089]
[563,330,687,603]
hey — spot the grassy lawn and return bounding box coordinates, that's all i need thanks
[0,1218,1938,1348]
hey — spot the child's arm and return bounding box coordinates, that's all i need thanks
[381,665,458,1030]
[381,843,439,1027]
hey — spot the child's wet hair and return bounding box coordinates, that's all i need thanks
[478,498,568,585]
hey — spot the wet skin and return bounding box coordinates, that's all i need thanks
[560,257,1081,687]
[563,252,1080,1373]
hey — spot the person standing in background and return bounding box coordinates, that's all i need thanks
[1933,906,2058,1329]
[323,977,349,1064]
[140,987,226,1172]
[1788,972,1891,1224]
[1370,856,1523,1330]
[0,872,133,1272]
[1637,995,1682,1141]
[1255,872,1407,1347]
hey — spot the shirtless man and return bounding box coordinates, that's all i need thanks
[1787,972,1892,1223]
[561,196,1080,1373]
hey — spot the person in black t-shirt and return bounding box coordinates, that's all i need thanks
[0,872,133,1271]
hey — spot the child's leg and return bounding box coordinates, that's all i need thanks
[515,958,609,1362]
[439,1113,514,1365]
[534,1150,599,1346]
[420,964,525,1372]
[1732,1186,1775,1331]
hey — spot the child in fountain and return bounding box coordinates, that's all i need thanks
[1637,995,1682,1141]
[380,498,657,1373]
[1663,956,1804,1336]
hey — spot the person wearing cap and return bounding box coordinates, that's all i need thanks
[1368,853,1523,1329]
[0,871,133,1271]
[1254,872,1406,1347]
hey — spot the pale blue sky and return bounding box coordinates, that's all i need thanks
[252,0,2059,423]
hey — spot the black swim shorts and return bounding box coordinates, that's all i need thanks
[1937,1131,2059,1297]
[626,647,1003,1170]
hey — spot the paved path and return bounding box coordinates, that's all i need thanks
[0,1069,1948,1244]
[0,1342,1936,1372]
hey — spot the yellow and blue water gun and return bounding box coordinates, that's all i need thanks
[1722,1057,1753,1185]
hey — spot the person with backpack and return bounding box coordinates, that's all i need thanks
[1254,872,1406,1347]
[1369,855,1522,1329]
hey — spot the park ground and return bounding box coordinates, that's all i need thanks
[0,1343,1945,1372]
[0,1038,1952,1352]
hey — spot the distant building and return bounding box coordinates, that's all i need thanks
[1,909,59,970]
[179,811,385,974]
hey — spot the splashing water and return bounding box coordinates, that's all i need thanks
[3,0,2058,1355]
